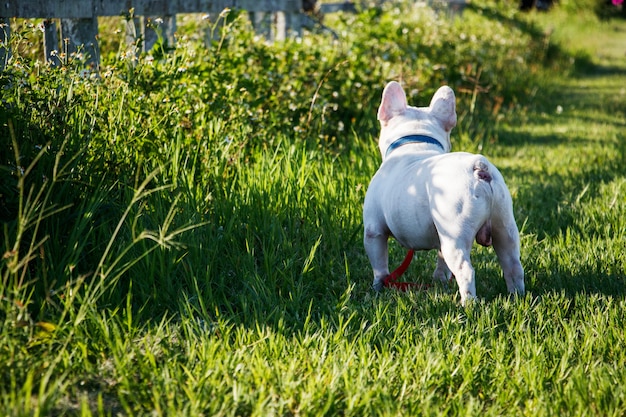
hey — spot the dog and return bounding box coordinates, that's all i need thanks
[363,81,525,305]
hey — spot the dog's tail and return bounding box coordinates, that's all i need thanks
[473,160,492,183]
[473,159,493,247]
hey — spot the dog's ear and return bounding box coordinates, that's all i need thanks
[429,86,457,131]
[378,81,407,123]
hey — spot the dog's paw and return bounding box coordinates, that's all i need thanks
[372,278,385,292]
[459,291,478,307]
[432,268,453,283]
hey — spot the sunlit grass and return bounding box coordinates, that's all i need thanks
[1,1,626,415]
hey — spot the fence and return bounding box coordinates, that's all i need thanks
[0,1,466,70]
[0,0,304,69]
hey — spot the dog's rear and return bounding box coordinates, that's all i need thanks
[363,82,524,304]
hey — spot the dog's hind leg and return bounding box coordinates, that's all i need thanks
[438,236,476,305]
[489,181,525,296]
[364,227,390,291]
[492,216,525,295]
[433,250,452,283]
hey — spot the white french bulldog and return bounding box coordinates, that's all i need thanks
[363,81,525,305]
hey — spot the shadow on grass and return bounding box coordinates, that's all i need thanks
[502,145,622,238]
[532,268,626,299]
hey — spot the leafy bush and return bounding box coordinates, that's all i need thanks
[1,0,570,318]
[558,0,625,18]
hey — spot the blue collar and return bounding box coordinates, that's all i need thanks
[385,134,445,157]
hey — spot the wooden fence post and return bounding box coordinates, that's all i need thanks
[60,18,99,69]
[124,15,177,57]
[275,11,287,41]
[0,17,11,71]
[204,13,224,44]
[43,20,61,66]
[0,18,10,70]
[284,10,303,38]
[251,11,301,42]
[250,11,272,40]
[124,15,141,64]
[144,15,177,52]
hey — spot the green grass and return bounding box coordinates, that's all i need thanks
[1,2,626,415]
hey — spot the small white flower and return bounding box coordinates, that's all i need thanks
[556,105,563,114]
[154,18,164,25]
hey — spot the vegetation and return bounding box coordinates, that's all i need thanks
[1,1,625,415]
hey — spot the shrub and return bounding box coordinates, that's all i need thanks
[1,1,572,320]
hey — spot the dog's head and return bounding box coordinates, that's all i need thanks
[377,81,456,159]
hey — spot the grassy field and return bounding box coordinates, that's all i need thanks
[1,1,625,415]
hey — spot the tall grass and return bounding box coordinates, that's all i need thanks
[1,1,625,415]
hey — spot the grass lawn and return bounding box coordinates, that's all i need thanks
[1,2,625,415]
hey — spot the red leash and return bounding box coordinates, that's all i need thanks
[382,250,431,291]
